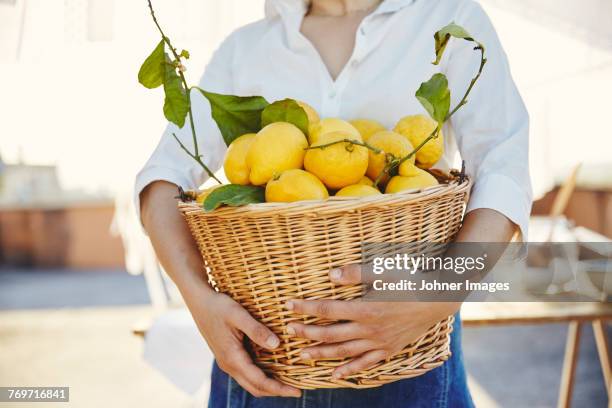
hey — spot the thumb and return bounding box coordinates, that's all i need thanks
[329,264,364,285]
[230,307,280,351]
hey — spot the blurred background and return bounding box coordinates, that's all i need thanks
[0,0,611,407]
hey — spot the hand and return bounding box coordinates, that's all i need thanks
[285,264,459,379]
[183,283,301,398]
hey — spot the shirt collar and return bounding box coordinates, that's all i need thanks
[265,0,417,50]
[264,0,417,19]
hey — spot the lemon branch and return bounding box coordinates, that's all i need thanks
[384,27,487,183]
[171,133,220,182]
[373,157,399,187]
[447,44,486,118]
[146,0,221,184]
[304,139,383,155]
[395,126,441,169]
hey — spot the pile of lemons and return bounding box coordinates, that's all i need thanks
[218,102,443,204]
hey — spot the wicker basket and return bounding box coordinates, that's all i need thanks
[179,174,471,389]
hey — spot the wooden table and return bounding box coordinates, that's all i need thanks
[462,302,612,408]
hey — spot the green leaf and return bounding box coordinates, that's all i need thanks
[433,22,474,65]
[203,184,265,211]
[415,73,451,125]
[163,57,190,128]
[179,49,190,59]
[197,89,269,146]
[261,99,309,135]
[138,39,166,89]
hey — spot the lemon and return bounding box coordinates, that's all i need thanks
[304,131,368,189]
[357,176,375,186]
[398,161,421,177]
[365,131,416,184]
[223,133,256,185]
[336,184,382,198]
[308,118,360,145]
[265,169,329,203]
[196,184,223,204]
[385,168,439,194]
[297,101,320,126]
[349,119,386,142]
[394,115,444,169]
[246,122,308,186]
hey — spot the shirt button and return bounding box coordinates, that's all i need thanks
[329,90,337,99]
[359,27,366,36]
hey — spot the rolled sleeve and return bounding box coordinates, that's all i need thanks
[466,173,532,239]
[444,1,533,239]
[133,165,196,223]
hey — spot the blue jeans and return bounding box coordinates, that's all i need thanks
[209,314,473,408]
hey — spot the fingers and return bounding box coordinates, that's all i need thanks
[229,305,280,350]
[285,299,363,320]
[332,349,388,379]
[329,264,363,285]
[287,321,366,343]
[300,339,375,360]
[219,347,301,398]
[286,299,380,321]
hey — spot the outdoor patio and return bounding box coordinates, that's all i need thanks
[0,268,608,408]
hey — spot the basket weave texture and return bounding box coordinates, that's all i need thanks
[179,177,471,389]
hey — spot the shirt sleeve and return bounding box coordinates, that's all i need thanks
[443,1,533,240]
[133,34,236,223]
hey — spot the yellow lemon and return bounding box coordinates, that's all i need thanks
[394,115,444,169]
[304,131,368,189]
[398,161,421,177]
[246,122,308,186]
[349,119,386,142]
[385,168,439,194]
[308,118,360,145]
[196,184,223,204]
[223,133,256,185]
[366,131,416,184]
[357,176,375,186]
[265,169,329,203]
[297,101,320,126]
[336,184,382,198]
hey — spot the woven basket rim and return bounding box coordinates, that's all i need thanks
[179,177,471,218]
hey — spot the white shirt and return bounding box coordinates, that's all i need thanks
[135,0,533,238]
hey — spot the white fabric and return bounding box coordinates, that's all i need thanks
[134,0,532,238]
[143,309,214,395]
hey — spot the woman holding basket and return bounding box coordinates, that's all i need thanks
[136,0,531,406]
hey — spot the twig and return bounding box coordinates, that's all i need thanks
[173,133,222,184]
[396,126,441,168]
[446,44,487,119]
[305,139,383,155]
[388,40,487,180]
[147,0,221,184]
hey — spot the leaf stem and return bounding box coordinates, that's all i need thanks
[446,44,486,120]
[372,126,441,187]
[388,40,487,181]
[173,134,222,184]
[305,139,382,155]
[147,0,221,184]
[398,126,441,168]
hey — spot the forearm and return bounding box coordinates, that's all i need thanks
[140,180,212,299]
[140,183,298,397]
[455,208,517,243]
